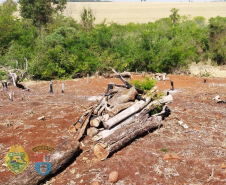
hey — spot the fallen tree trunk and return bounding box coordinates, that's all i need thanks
[95,113,140,140]
[103,97,152,129]
[3,139,80,185]
[94,115,163,160]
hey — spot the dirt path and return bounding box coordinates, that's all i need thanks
[1,75,226,184]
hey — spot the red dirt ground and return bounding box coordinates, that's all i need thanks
[1,75,226,185]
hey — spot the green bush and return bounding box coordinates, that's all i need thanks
[132,77,156,91]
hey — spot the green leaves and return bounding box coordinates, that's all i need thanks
[80,7,96,31]
[18,0,67,27]
[1,3,226,80]
[132,77,156,91]
[169,8,180,25]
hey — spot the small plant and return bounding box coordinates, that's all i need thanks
[132,77,156,91]
[202,72,211,77]
[161,148,168,152]
[150,106,162,116]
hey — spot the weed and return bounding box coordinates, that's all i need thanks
[132,77,156,91]
[161,148,168,152]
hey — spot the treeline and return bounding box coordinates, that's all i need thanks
[0,0,226,80]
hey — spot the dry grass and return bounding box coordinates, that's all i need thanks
[64,2,226,24]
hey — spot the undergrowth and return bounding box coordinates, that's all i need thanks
[132,77,156,91]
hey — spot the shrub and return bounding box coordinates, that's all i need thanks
[132,77,156,91]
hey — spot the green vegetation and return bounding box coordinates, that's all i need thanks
[132,77,156,91]
[161,148,168,152]
[18,0,67,27]
[0,2,226,80]
[169,8,180,25]
[80,7,96,31]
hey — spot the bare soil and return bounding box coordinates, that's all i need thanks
[1,75,226,185]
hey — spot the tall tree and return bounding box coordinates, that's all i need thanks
[0,0,20,55]
[18,0,67,27]
[169,8,180,25]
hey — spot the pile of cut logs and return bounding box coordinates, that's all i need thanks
[3,70,173,185]
[69,69,173,160]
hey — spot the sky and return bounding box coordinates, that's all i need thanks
[0,0,214,2]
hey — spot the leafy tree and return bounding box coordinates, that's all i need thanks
[209,16,226,64]
[18,0,67,27]
[169,8,180,25]
[0,0,20,55]
[80,7,96,31]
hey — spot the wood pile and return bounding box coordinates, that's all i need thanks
[68,69,173,160]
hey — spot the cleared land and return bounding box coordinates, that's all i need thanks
[64,2,226,24]
[1,75,226,184]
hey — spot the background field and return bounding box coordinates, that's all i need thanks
[64,2,226,24]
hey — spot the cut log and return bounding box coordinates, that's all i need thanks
[94,102,105,114]
[95,113,140,140]
[98,95,172,139]
[87,127,99,137]
[101,114,110,122]
[90,117,101,127]
[2,139,80,185]
[94,116,163,160]
[108,86,138,107]
[103,97,152,129]
[107,102,135,117]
